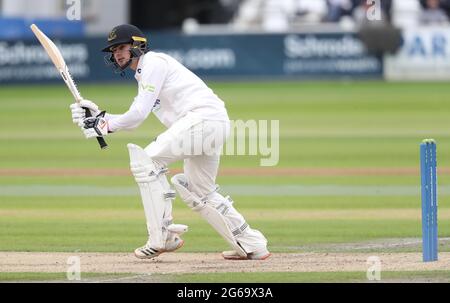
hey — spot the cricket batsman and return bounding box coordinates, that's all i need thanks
[70,24,270,260]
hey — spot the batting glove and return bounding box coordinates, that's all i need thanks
[79,99,101,117]
[70,103,85,126]
[82,111,109,138]
[70,99,102,127]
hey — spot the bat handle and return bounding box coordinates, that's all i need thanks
[83,107,108,149]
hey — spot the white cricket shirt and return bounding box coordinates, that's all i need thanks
[106,51,229,132]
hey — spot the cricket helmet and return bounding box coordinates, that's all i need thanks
[102,24,148,73]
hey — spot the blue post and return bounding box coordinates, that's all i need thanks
[420,139,438,262]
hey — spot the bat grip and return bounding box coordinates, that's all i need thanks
[83,107,108,149]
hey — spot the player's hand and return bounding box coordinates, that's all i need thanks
[79,99,101,117]
[70,102,85,126]
[82,111,109,138]
[70,99,102,127]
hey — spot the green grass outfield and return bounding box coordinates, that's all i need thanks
[1,81,450,282]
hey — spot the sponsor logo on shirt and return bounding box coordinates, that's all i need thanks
[140,83,155,92]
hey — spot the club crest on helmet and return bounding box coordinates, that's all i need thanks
[108,29,117,41]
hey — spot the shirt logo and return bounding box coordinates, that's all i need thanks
[152,99,161,112]
[140,83,155,92]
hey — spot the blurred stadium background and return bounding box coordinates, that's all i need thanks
[1,0,450,282]
[1,0,450,82]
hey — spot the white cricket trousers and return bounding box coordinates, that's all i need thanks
[143,112,268,253]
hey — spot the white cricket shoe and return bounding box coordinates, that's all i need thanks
[134,234,184,259]
[222,247,271,260]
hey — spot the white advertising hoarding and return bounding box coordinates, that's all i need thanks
[385,27,450,80]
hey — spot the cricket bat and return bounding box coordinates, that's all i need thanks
[30,24,108,149]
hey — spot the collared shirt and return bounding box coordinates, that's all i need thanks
[106,51,229,132]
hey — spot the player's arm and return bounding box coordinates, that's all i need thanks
[70,57,168,138]
[106,57,168,132]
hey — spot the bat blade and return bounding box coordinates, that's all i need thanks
[30,24,108,149]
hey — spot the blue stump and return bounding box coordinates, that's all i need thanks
[420,139,438,262]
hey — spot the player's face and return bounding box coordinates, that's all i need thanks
[111,44,132,67]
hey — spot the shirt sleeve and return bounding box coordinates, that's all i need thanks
[106,57,168,132]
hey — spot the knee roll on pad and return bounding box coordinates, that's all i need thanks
[169,174,205,211]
